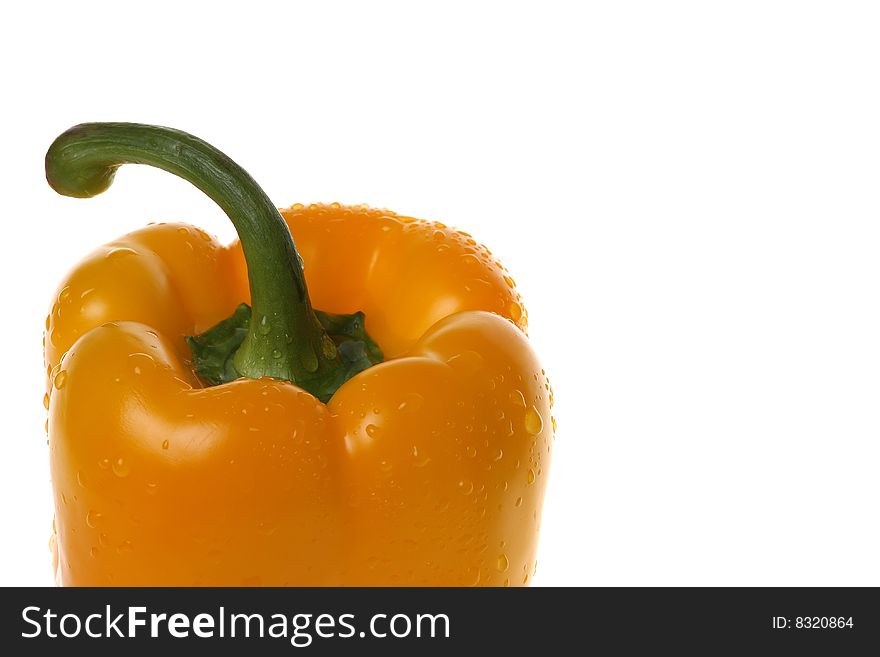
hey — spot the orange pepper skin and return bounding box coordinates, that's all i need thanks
[45,204,552,586]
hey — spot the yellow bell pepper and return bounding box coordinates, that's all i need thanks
[44,123,553,586]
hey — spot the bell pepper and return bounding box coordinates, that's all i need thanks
[43,123,553,586]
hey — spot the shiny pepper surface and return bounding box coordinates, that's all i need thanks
[44,124,553,586]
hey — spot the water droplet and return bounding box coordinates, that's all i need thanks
[98,458,110,470]
[89,547,99,558]
[42,392,50,409]
[98,533,110,547]
[365,424,380,439]
[493,448,504,461]
[458,479,474,495]
[301,347,318,372]
[446,350,484,375]
[146,482,158,495]
[551,416,558,433]
[112,458,130,478]
[503,275,516,288]
[258,520,277,536]
[53,371,67,390]
[86,510,102,528]
[509,390,526,407]
[272,349,282,359]
[116,540,133,554]
[515,496,523,507]
[58,286,71,303]
[105,247,138,260]
[509,301,523,321]
[525,406,544,435]
[527,468,536,484]
[397,393,424,413]
[412,446,431,467]
[496,554,509,572]
[322,335,337,359]
[161,440,169,450]
[258,315,271,335]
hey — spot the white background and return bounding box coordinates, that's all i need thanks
[1,1,879,586]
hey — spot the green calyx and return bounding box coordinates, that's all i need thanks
[186,304,382,402]
[46,122,383,402]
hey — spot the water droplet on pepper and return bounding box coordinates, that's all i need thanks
[524,406,544,435]
[397,393,423,413]
[301,347,318,372]
[112,458,130,478]
[53,371,67,390]
[86,510,102,528]
[509,390,526,408]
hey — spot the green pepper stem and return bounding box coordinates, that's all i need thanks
[45,122,340,390]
